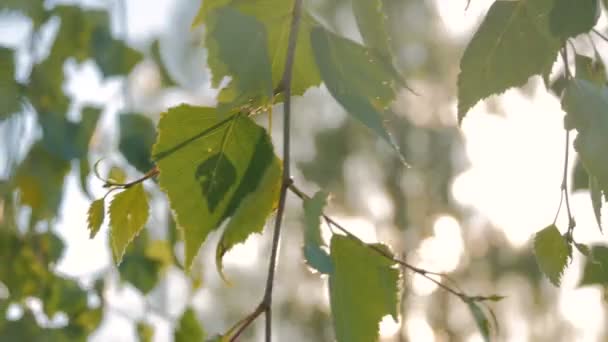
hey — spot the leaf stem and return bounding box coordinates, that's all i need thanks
[102,166,159,189]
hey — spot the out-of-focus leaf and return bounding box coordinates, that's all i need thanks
[575,54,607,85]
[328,235,399,342]
[550,0,599,39]
[579,245,608,286]
[152,105,279,270]
[533,224,571,286]
[15,143,70,221]
[589,175,604,232]
[137,322,154,342]
[119,254,161,294]
[1,0,47,28]
[30,231,65,265]
[575,242,591,256]
[311,27,405,160]
[150,40,178,87]
[119,113,157,173]
[457,0,560,122]
[352,0,392,58]
[109,183,149,263]
[205,7,273,107]
[0,47,24,121]
[302,191,333,274]
[87,199,105,239]
[43,276,88,317]
[467,300,491,342]
[174,308,205,342]
[72,307,102,334]
[107,166,127,184]
[90,25,143,77]
[572,157,590,191]
[562,79,608,194]
[145,240,174,270]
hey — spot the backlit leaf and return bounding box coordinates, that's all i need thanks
[302,191,333,274]
[152,104,279,269]
[87,199,105,239]
[175,308,205,342]
[458,0,560,122]
[579,245,608,286]
[328,235,399,342]
[352,0,392,58]
[109,183,149,263]
[467,300,491,342]
[562,79,608,195]
[533,224,571,286]
[311,27,405,159]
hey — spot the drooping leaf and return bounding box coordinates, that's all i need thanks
[589,175,603,232]
[579,245,608,286]
[174,308,205,342]
[533,224,571,286]
[194,0,321,98]
[311,27,404,159]
[352,0,392,58]
[328,235,399,342]
[302,191,333,274]
[109,183,149,263]
[467,300,491,342]
[87,199,105,239]
[550,0,599,39]
[562,79,608,194]
[0,47,23,121]
[119,113,157,173]
[205,6,273,107]
[457,0,560,122]
[215,154,281,280]
[152,104,280,269]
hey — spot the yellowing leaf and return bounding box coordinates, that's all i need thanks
[329,235,399,342]
[533,224,571,286]
[458,0,560,122]
[109,183,149,263]
[152,104,280,270]
[87,199,105,239]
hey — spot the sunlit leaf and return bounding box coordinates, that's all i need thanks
[550,0,599,39]
[579,245,608,286]
[562,79,608,195]
[215,154,281,280]
[109,183,149,263]
[311,27,405,159]
[352,0,392,58]
[152,104,279,269]
[457,0,560,122]
[0,47,24,121]
[175,308,205,342]
[119,113,157,173]
[87,199,105,239]
[194,0,321,97]
[302,191,333,274]
[205,6,273,107]
[533,224,571,286]
[328,235,399,342]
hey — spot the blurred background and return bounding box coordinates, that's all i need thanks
[1,0,608,341]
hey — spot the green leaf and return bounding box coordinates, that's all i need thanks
[1,0,46,28]
[302,191,333,274]
[0,47,23,121]
[87,199,105,239]
[137,322,154,342]
[43,276,88,317]
[150,40,178,87]
[311,27,404,159]
[194,0,321,97]
[467,300,491,342]
[89,26,143,77]
[457,0,560,122]
[205,6,273,107]
[352,0,392,58]
[575,242,591,256]
[533,224,571,286]
[550,0,599,39]
[109,183,149,263]
[119,113,157,173]
[119,254,161,294]
[575,54,606,85]
[152,104,280,270]
[589,175,603,232]
[579,245,608,286]
[328,235,399,342]
[215,154,281,280]
[562,79,608,195]
[174,308,205,342]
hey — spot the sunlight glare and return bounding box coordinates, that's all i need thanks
[405,314,435,342]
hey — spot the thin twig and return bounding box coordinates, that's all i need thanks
[102,166,159,189]
[287,183,493,303]
[592,28,608,44]
[559,47,576,237]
